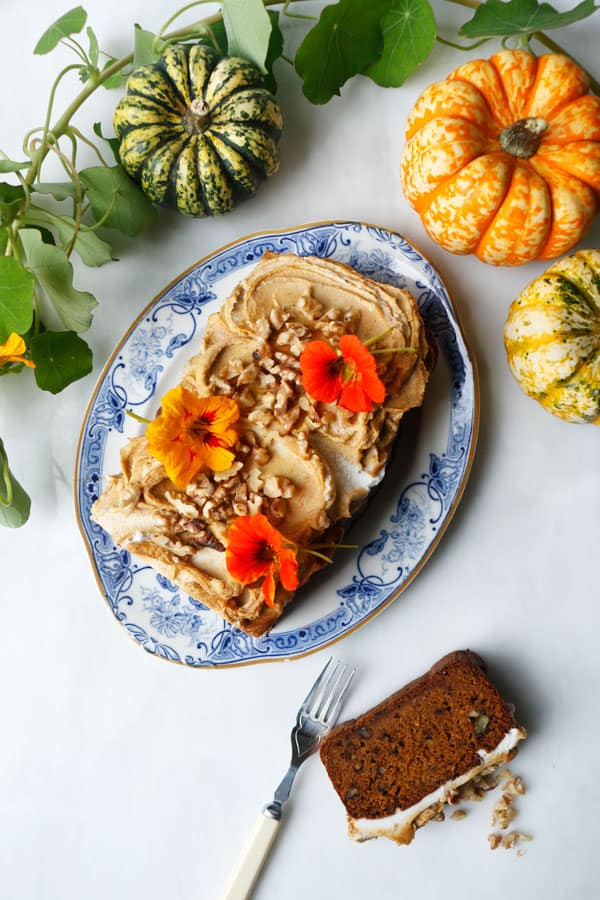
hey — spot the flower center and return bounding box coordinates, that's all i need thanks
[187,412,216,442]
[257,541,276,564]
[342,359,359,384]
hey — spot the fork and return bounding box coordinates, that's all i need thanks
[221,657,355,900]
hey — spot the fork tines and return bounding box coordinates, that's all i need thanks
[303,657,355,726]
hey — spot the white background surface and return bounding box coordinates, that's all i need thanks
[1,2,599,898]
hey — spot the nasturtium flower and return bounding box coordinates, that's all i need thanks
[225,513,299,608]
[146,386,239,489]
[0,333,35,369]
[299,334,385,413]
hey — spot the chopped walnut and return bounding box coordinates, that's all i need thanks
[414,803,444,828]
[468,710,490,736]
[450,809,467,821]
[491,793,518,830]
[502,831,533,849]
[488,833,502,850]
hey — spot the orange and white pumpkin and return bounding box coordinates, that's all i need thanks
[400,51,600,266]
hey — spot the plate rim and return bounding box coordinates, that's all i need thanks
[74,219,480,668]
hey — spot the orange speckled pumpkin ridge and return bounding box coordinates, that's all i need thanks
[400,51,600,266]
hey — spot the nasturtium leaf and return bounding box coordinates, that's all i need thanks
[24,206,113,267]
[92,122,121,163]
[207,11,282,92]
[32,226,56,246]
[295,0,387,104]
[0,184,25,206]
[0,160,31,174]
[133,24,160,67]
[0,256,35,342]
[30,330,93,394]
[79,165,156,237]
[34,182,77,201]
[223,0,272,72]
[263,11,284,94]
[19,228,97,333]
[205,19,228,54]
[0,439,30,528]
[34,6,88,55]
[86,25,99,67]
[365,0,436,87]
[460,0,598,37]
[0,183,25,223]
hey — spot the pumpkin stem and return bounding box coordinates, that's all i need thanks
[183,98,211,134]
[499,117,548,159]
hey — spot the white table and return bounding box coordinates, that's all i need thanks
[1,2,599,898]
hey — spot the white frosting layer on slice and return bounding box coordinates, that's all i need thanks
[348,726,525,844]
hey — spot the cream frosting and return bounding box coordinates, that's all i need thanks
[348,726,526,844]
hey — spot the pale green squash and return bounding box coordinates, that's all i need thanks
[504,249,600,423]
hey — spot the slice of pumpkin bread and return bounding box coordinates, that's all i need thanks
[320,650,526,844]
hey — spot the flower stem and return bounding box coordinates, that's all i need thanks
[371,347,417,355]
[126,408,153,425]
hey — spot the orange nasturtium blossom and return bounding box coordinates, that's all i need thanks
[300,334,386,413]
[0,333,35,369]
[146,386,239,489]
[225,513,299,608]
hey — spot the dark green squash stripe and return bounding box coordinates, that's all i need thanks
[125,67,186,114]
[204,133,261,197]
[114,96,182,139]
[208,124,279,177]
[188,44,220,103]
[167,135,208,217]
[205,59,264,110]
[195,134,234,215]
[140,135,189,205]
[211,90,283,139]
[119,125,182,179]
[157,45,192,110]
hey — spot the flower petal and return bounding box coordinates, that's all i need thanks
[300,340,343,404]
[339,334,386,408]
[201,443,236,472]
[278,548,299,592]
[0,332,35,368]
[339,379,374,412]
[0,333,27,357]
[261,566,277,608]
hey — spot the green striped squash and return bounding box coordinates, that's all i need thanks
[113,44,283,217]
[504,249,600,424]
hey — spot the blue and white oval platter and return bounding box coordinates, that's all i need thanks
[75,222,479,667]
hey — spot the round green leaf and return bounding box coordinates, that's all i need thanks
[80,164,156,237]
[0,256,35,343]
[34,6,88,55]
[31,330,93,394]
[19,228,97,333]
[295,0,387,104]
[365,0,436,87]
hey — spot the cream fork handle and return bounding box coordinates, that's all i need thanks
[221,812,281,900]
